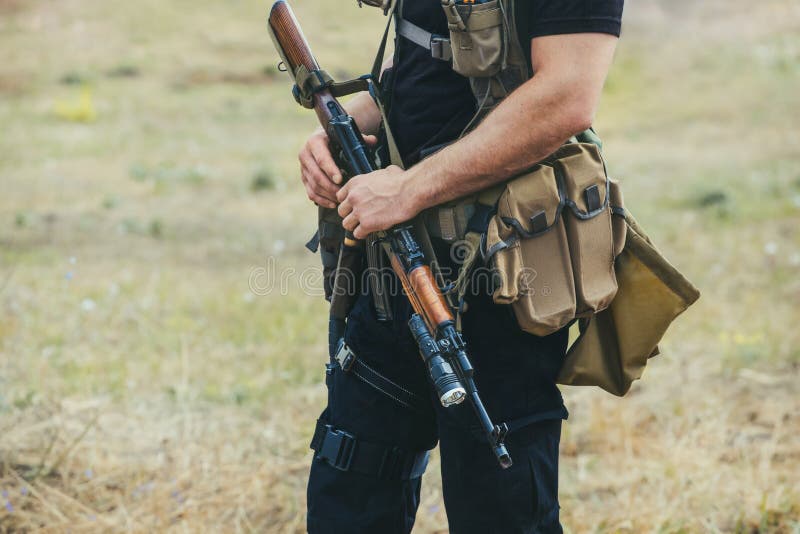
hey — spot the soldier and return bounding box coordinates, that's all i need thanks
[297,1,624,532]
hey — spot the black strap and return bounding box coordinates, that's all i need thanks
[529,210,549,234]
[584,184,602,213]
[396,18,452,61]
[310,420,429,480]
[305,231,320,253]
[334,340,426,412]
[503,409,568,434]
[329,76,372,98]
[466,202,494,234]
[293,70,373,109]
[370,1,398,81]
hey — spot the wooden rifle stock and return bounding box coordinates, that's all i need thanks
[269,0,363,248]
[268,0,341,128]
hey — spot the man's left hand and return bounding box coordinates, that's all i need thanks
[336,165,420,240]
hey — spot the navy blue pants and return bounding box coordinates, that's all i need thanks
[307,282,568,533]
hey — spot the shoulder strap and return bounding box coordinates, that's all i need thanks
[370,0,397,81]
[366,0,406,169]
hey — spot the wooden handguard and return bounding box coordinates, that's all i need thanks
[389,254,426,318]
[408,266,453,328]
[389,254,453,332]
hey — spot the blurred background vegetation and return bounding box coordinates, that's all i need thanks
[1,0,798,531]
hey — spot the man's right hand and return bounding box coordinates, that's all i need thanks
[298,128,377,209]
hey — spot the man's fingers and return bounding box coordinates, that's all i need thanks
[309,140,343,185]
[342,211,358,232]
[304,184,335,208]
[304,181,336,208]
[300,165,336,208]
[306,168,339,203]
[336,181,350,203]
[352,224,367,240]
[337,196,352,219]
[299,155,339,203]
[362,134,378,146]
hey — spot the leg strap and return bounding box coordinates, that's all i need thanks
[311,420,430,480]
[334,339,427,412]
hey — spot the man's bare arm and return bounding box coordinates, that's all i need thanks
[406,33,618,206]
[337,33,618,238]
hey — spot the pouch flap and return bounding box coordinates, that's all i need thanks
[483,211,515,262]
[553,143,609,219]
[496,164,562,239]
[483,213,521,304]
[448,3,502,33]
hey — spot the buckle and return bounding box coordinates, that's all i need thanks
[317,425,357,471]
[334,340,356,372]
[430,35,452,61]
[309,69,328,91]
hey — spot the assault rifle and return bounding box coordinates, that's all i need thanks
[268,0,511,469]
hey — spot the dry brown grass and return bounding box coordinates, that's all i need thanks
[1,0,799,532]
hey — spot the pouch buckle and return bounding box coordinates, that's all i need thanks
[317,425,357,471]
[334,340,356,372]
[430,35,452,61]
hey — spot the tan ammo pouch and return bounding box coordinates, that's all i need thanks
[483,143,623,336]
[441,0,506,78]
[557,212,700,395]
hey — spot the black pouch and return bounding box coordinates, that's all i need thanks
[310,206,346,301]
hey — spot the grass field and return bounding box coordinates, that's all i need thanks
[1,0,799,532]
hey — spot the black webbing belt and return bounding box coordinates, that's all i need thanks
[396,18,452,61]
[311,419,429,480]
[333,339,427,412]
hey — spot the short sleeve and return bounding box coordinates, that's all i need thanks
[518,0,624,40]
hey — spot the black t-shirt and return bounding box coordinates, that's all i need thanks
[386,0,624,164]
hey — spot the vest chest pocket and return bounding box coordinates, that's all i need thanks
[441,0,506,78]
